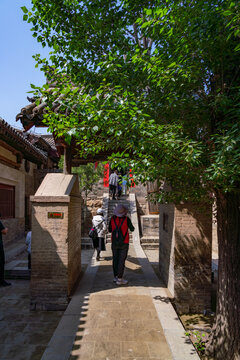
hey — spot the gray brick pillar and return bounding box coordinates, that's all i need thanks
[159,202,212,314]
[30,173,82,310]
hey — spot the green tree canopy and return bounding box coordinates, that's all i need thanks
[24,1,240,358]
[24,0,240,202]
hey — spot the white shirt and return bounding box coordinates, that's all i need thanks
[92,215,107,237]
[109,173,118,186]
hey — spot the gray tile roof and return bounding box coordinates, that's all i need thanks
[0,117,47,164]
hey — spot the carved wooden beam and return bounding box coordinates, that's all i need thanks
[0,154,21,169]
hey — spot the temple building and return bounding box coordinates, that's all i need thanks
[0,117,59,249]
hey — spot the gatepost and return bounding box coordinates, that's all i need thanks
[159,202,212,314]
[30,173,82,310]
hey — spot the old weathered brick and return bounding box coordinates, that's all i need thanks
[159,202,212,314]
[30,174,82,310]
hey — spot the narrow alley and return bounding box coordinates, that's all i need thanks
[41,239,199,360]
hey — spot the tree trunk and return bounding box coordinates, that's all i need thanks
[63,145,72,174]
[206,190,240,359]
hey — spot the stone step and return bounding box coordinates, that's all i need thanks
[81,244,93,249]
[108,205,130,208]
[140,236,159,244]
[107,208,129,214]
[5,260,30,279]
[108,204,130,208]
[81,237,94,249]
[5,269,30,280]
[141,243,159,250]
[108,198,130,202]
[107,207,129,211]
[108,201,129,204]
[108,201,129,209]
[107,197,133,242]
[140,236,159,249]
[5,237,26,264]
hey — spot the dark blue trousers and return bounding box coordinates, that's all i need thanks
[111,243,129,278]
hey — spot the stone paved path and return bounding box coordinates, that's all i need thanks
[1,242,199,360]
[0,249,94,360]
[42,242,199,360]
[69,244,173,360]
[0,279,63,360]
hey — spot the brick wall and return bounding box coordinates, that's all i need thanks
[30,174,82,310]
[31,203,69,310]
[159,202,212,314]
[68,182,82,294]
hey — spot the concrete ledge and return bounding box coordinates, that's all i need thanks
[141,243,159,250]
[141,236,159,243]
[5,260,30,279]
[30,195,70,203]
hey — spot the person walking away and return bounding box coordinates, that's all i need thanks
[108,204,134,285]
[25,230,32,270]
[117,174,122,199]
[92,208,107,261]
[109,169,118,200]
[0,220,11,287]
[122,174,128,195]
[117,182,122,200]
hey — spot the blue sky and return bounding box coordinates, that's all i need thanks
[0,0,50,134]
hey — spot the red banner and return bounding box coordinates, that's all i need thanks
[129,168,135,187]
[103,163,109,187]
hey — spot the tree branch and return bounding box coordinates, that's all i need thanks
[133,23,141,47]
